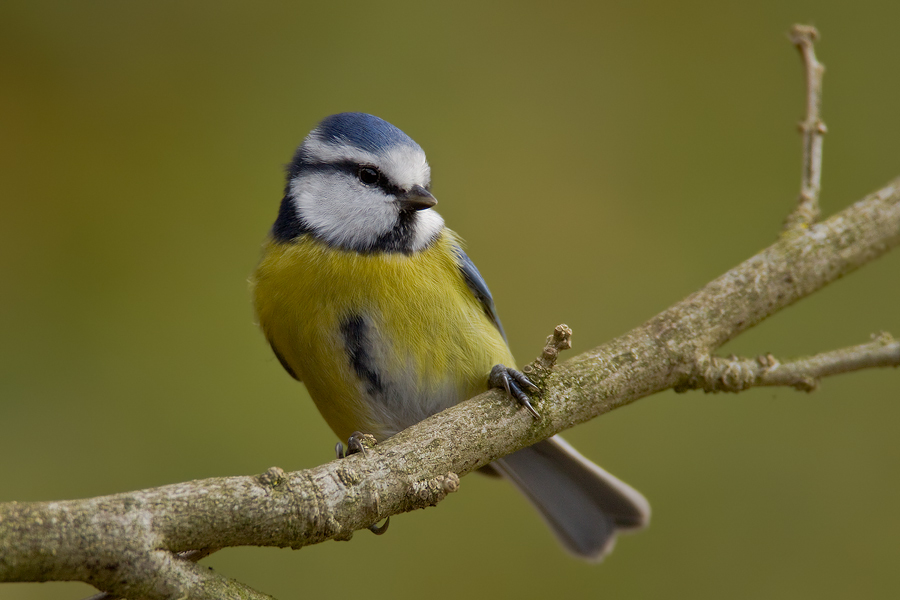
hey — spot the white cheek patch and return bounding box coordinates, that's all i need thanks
[291,173,396,249]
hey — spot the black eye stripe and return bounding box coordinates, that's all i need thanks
[293,160,404,197]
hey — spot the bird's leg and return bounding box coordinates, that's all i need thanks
[489,364,541,419]
[334,431,390,535]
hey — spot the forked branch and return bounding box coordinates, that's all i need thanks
[677,332,900,393]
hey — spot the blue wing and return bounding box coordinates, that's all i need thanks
[453,245,508,343]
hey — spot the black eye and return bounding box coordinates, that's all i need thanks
[357,166,380,185]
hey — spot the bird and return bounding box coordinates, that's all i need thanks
[251,112,649,560]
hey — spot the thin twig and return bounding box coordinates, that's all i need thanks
[676,333,900,393]
[528,323,573,372]
[784,24,826,231]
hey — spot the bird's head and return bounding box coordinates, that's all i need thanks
[273,112,443,254]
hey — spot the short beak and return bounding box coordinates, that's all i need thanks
[396,185,437,211]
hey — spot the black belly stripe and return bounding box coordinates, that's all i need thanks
[339,315,384,395]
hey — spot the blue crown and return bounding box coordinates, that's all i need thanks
[314,112,421,154]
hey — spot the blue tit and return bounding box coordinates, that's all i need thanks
[251,112,649,561]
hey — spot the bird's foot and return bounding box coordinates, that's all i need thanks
[489,364,540,419]
[334,431,390,535]
[335,430,377,459]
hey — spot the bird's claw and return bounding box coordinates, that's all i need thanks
[335,431,375,459]
[489,364,541,419]
[368,517,390,535]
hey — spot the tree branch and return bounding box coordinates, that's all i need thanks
[1,23,898,600]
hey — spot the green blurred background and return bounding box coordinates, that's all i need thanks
[2,1,899,598]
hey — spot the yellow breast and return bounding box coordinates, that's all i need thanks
[251,230,514,441]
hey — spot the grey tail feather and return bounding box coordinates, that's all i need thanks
[491,435,650,561]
